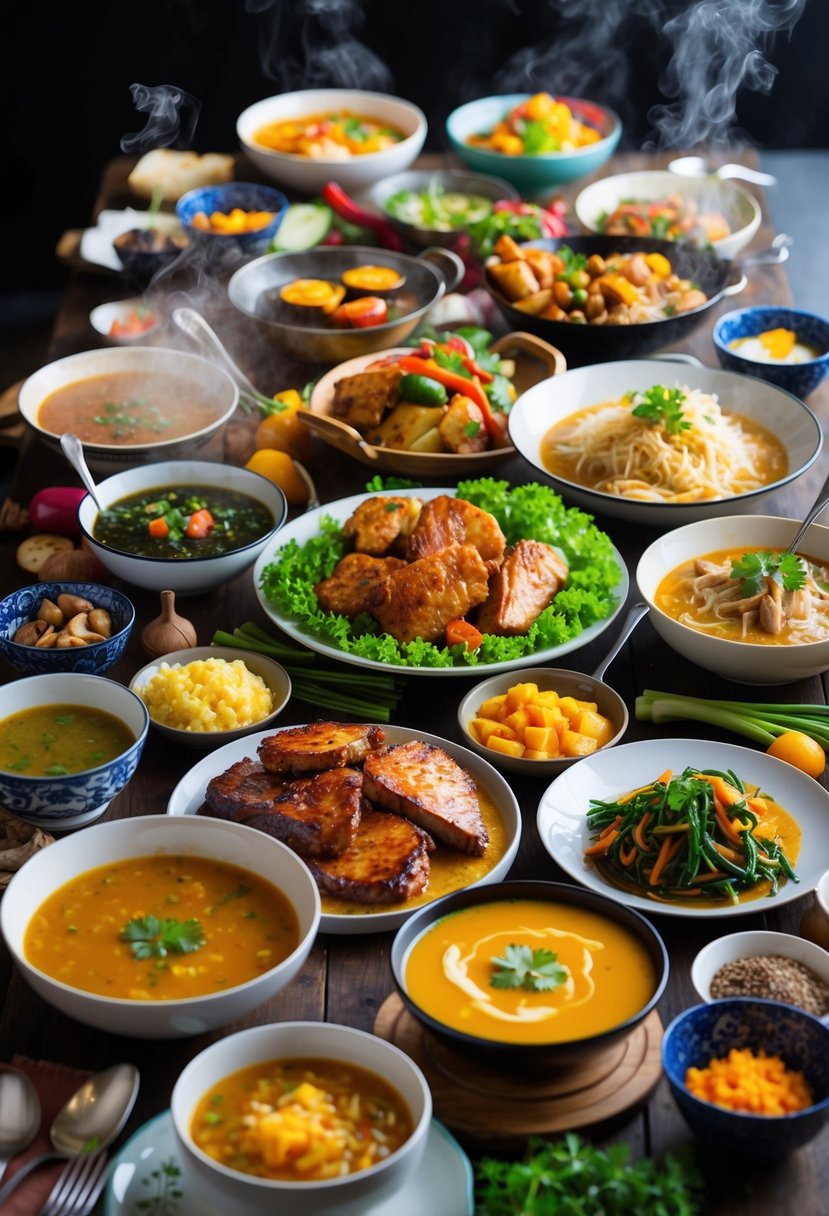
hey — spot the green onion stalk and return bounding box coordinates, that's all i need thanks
[636,689,829,751]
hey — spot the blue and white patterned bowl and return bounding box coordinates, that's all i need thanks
[713,306,829,398]
[176,182,288,264]
[662,998,829,1157]
[0,582,135,676]
[0,672,149,828]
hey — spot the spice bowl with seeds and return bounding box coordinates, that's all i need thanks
[692,930,829,1021]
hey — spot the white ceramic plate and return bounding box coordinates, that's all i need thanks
[104,1110,474,1216]
[253,487,628,677]
[167,723,521,935]
[79,209,185,272]
[537,737,829,919]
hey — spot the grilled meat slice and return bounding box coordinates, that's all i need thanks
[366,542,490,645]
[258,722,385,774]
[363,740,488,855]
[202,759,362,857]
[314,552,407,618]
[342,496,423,556]
[476,539,569,636]
[301,806,434,904]
[407,495,506,571]
[332,366,403,430]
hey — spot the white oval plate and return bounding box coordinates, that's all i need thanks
[167,723,520,935]
[253,487,628,677]
[104,1110,473,1216]
[537,737,829,919]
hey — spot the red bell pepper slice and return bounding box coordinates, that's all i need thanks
[393,356,505,442]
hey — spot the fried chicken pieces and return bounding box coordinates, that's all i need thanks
[314,494,569,649]
[199,722,488,905]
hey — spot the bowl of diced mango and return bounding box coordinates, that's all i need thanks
[457,667,628,775]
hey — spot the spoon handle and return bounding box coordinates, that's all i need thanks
[592,602,649,683]
[786,474,829,555]
[718,163,778,187]
[172,308,274,411]
[0,1151,62,1205]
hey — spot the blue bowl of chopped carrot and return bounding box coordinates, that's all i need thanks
[663,998,829,1157]
[176,182,288,263]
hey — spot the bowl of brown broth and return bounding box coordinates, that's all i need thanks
[18,347,239,471]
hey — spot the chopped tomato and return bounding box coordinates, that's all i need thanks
[185,508,215,539]
[147,516,170,539]
[331,296,388,329]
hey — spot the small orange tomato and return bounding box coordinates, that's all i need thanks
[255,390,312,461]
[766,731,826,779]
[245,449,309,506]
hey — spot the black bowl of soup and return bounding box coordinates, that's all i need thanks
[18,347,238,471]
[391,879,669,1070]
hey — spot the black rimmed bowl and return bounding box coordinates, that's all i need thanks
[390,879,668,1071]
[227,245,464,363]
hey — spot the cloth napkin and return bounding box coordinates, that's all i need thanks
[0,1056,91,1216]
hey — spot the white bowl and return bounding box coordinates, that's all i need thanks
[575,169,762,260]
[508,359,821,526]
[636,515,829,684]
[78,460,288,595]
[0,815,321,1038]
[130,645,291,748]
[692,930,829,1013]
[171,1021,432,1216]
[237,89,427,194]
[89,297,161,345]
[18,347,238,472]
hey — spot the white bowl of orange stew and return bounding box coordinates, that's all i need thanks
[18,346,239,472]
[637,514,829,684]
[170,1021,432,1216]
[0,814,321,1038]
[236,88,427,194]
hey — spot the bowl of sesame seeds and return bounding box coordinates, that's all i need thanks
[692,930,829,1021]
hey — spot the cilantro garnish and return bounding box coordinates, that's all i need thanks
[730,550,805,597]
[464,420,482,438]
[629,385,690,437]
[121,915,206,960]
[486,374,514,414]
[490,944,568,993]
[433,346,472,379]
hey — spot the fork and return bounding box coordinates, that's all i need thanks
[38,1149,108,1216]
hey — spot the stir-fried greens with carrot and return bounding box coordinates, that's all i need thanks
[585,767,798,904]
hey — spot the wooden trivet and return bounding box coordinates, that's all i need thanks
[374,993,663,1149]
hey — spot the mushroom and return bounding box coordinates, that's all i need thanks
[66,613,106,644]
[13,619,51,646]
[34,626,58,648]
[56,594,94,618]
[37,598,64,627]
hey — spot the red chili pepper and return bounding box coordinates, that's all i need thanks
[539,209,568,237]
[321,182,405,251]
[394,356,504,442]
[185,509,215,539]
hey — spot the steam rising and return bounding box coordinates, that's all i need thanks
[246,0,393,91]
[120,84,203,155]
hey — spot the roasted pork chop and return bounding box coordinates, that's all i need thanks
[201,760,362,857]
[476,540,570,635]
[365,542,490,645]
[363,740,488,855]
[342,496,422,556]
[406,495,506,570]
[257,722,385,774]
[301,807,434,904]
[314,552,407,618]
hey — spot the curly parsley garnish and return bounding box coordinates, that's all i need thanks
[629,385,690,437]
[490,944,568,993]
[121,915,205,960]
[730,550,805,597]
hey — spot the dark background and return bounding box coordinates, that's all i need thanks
[2,0,827,297]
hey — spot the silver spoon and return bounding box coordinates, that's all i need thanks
[786,470,829,555]
[172,306,274,414]
[60,433,103,511]
[0,1063,139,1204]
[0,1068,41,1183]
[667,155,777,187]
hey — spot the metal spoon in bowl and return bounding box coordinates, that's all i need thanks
[786,468,829,556]
[60,433,102,511]
[0,1067,41,1183]
[0,1063,139,1204]
[172,306,276,414]
[668,156,777,187]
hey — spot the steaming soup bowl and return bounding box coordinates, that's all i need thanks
[78,460,288,595]
[237,88,427,194]
[170,1021,432,1216]
[0,815,321,1038]
[636,514,829,685]
[18,346,239,473]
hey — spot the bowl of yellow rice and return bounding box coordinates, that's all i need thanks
[129,646,291,748]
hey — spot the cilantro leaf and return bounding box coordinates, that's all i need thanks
[486,374,514,415]
[121,915,205,960]
[490,943,568,992]
[730,550,805,597]
[433,346,472,379]
[630,385,690,437]
[364,475,422,492]
[464,420,482,437]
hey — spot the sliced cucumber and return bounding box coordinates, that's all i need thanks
[272,203,333,252]
[441,194,493,223]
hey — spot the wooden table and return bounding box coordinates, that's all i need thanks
[2,150,828,1215]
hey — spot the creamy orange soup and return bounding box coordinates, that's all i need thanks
[404,898,657,1044]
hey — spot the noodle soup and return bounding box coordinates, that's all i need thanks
[541,386,787,503]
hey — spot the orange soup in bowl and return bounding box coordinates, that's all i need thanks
[403,898,657,1044]
[24,854,299,999]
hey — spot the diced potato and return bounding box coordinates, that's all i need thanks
[408,426,444,453]
[560,729,599,758]
[523,248,557,289]
[438,395,488,454]
[514,289,553,316]
[470,679,614,764]
[505,683,539,711]
[574,709,615,747]
[597,273,639,307]
[523,748,551,760]
[536,691,561,708]
[526,704,559,728]
[504,709,531,735]
[371,404,445,450]
[557,696,582,723]
[487,734,526,758]
[488,259,540,302]
[493,234,526,262]
[478,694,507,718]
[475,719,516,744]
[524,726,560,755]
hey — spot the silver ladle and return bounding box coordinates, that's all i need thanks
[60,433,103,511]
[0,1068,41,1183]
[0,1063,139,1204]
[668,156,777,187]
